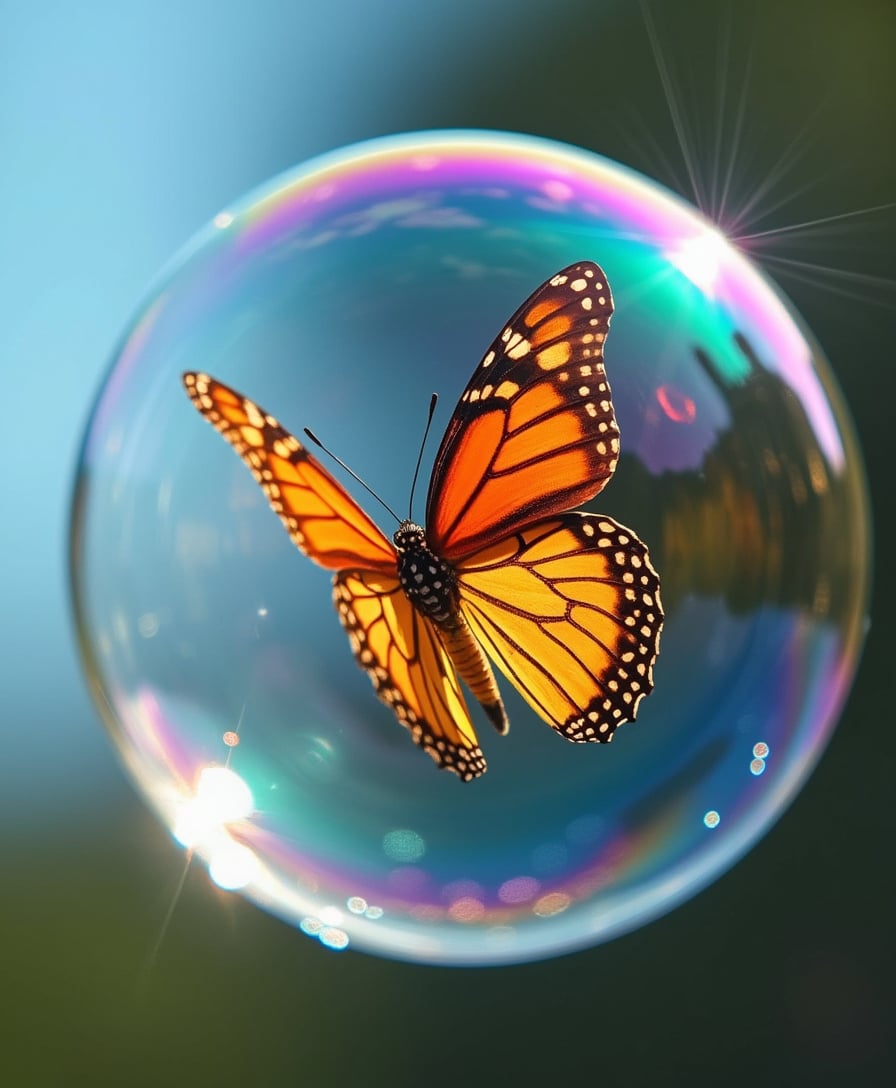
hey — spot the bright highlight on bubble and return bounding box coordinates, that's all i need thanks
[208,840,258,890]
[71,130,869,965]
[172,766,254,849]
[666,226,729,295]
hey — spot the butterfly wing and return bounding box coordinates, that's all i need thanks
[183,372,395,572]
[426,262,619,561]
[335,570,486,780]
[457,513,662,742]
[184,372,483,779]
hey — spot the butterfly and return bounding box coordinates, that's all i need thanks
[183,261,662,781]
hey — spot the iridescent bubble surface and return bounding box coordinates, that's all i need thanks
[71,131,870,965]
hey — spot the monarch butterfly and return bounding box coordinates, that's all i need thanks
[183,261,662,781]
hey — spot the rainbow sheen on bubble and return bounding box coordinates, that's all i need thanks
[70,131,869,965]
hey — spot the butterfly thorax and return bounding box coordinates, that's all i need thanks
[394,520,459,626]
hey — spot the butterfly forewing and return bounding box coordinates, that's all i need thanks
[335,570,486,780]
[457,513,662,742]
[183,373,395,573]
[426,262,619,561]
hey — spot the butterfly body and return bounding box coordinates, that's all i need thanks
[393,520,458,625]
[183,260,663,781]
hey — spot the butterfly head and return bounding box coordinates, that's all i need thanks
[393,520,427,553]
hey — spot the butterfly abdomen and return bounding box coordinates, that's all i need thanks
[439,618,509,735]
[394,521,508,735]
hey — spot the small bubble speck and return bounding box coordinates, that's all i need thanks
[703,810,721,829]
[222,731,240,748]
[347,896,368,914]
[750,758,766,776]
[753,741,770,759]
[365,905,384,920]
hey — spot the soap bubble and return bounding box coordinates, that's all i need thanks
[70,131,869,965]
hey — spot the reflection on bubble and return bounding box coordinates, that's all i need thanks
[208,840,258,890]
[172,766,253,849]
[449,897,486,923]
[319,927,350,951]
[498,877,541,904]
[665,226,727,295]
[382,829,426,863]
[656,385,697,425]
[72,131,869,965]
[533,892,571,918]
[750,758,766,777]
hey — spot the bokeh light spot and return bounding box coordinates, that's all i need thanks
[449,897,486,923]
[750,758,767,776]
[753,741,770,759]
[382,829,426,863]
[498,876,541,904]
[533,892,571,918]
[704,811,721,830]
[319,927,350,951]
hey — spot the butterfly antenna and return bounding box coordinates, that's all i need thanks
[303,427,402,525]
[408,393,439,521]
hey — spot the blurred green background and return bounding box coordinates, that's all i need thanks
[2,0,893,1083]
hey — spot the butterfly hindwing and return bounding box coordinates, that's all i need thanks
[426,262,619,561]
[183,372,395,573]
[456,512,662,743]
[334,570,486,780]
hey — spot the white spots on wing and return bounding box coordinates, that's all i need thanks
[244,400,264,428]
[482,350,496,367]
[240,425,264,447]
[570,277,588,291]
[506,332,531,359]
[581,296,593,311]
